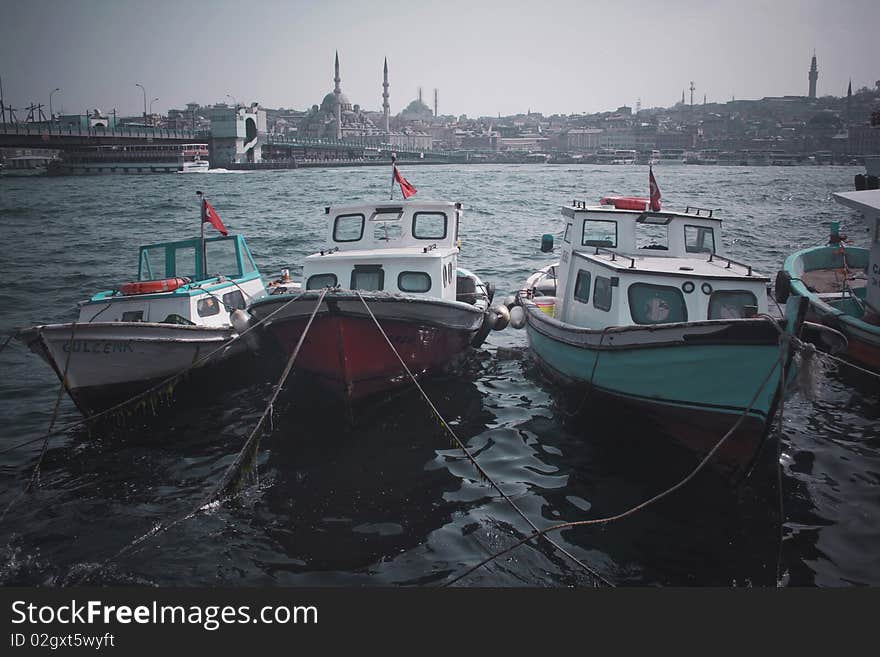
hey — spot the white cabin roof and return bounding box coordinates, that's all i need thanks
[833,190,880,217]
[574,250,770,281]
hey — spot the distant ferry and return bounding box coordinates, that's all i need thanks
[0,154,58,177]
[50,143,210,175]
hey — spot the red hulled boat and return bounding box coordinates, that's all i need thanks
[246,199,496,402]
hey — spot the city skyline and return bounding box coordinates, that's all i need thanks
[2,0,879,119]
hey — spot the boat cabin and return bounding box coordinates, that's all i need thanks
[834,189,880,313]
[77,235,265,327]
[302,201,464,302]
[550,201,769,328]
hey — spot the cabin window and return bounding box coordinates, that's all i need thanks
[447,262,453,287]
[563,223,572,244]
[121,310,144,322]
[205,239,242,278]
[197,297,221,317]
[636,222,668,251]
[241,250,257,275]
[222,290,246,310]
[573,270,592,303]
[685,225,716,254]
[398,271,432,293]
[413,212,448,240]
[582,219,617,248]
[306,273,338,290]
[628,283,688,324]
[373,222,402,241]
[593,276,613,311]
[351,265,384,291]
[139,246,167,281]
[333,213,365,242]
[708,290,758,319]
[174,246,198,279]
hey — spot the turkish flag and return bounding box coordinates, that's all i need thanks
[393,165,417,199]
[649,166,661,212]
[203,200,228,235]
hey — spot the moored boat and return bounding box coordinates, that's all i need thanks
[515,188,808,478]
[775,189,880,371]
[15,194,267,416]
[247,185,498,402]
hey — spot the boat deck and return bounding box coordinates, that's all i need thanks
[801,267,867,297]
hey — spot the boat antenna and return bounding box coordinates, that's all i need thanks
[196,190,207,280]
[390,152,397,200]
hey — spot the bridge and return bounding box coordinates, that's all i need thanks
[0,122,205,149]
[263,134,458,161]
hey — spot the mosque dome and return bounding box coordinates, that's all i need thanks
[320,91,352,114]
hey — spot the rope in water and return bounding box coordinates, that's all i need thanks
[354,291,614,588]
[0,322,79,523]
[444,347,787,586]
[0,290,308,458]
[87,289,328,571]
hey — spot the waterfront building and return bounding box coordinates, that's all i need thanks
[210,103,266,166]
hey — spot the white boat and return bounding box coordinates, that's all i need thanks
[180,143,211,172]
[16,198,266,416]
[516,194,809,478]
[0,155,56,176]
[247,195,499,402]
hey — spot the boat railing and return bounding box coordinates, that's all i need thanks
[684,206,714,217]
[594,246,636,268]
[707,252,753,276]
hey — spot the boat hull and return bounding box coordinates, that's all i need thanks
[249,291,486,402]
[16,322,244,416]
[782,245,880,371]
[523,302,789,476]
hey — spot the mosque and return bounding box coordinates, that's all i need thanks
[297,52,433,150]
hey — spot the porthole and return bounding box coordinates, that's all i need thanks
[701,282,713,295]
[682,281,695,294]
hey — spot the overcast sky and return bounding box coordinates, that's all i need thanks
[2,0,878,119]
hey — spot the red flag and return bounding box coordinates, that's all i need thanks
[649,166,661,212]
[393,165,417,199]
[203,200,228,236]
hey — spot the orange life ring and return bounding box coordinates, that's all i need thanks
[599,196,649,211]
[119,277,189,296]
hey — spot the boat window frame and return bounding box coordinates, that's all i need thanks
[582,219,618,248]
[197,296,222,318]
[333,213,366,243]
[398,271,432,293]
[627,282,688,325]
[573,269,592,304]
[222,289,246,311]
[684,225,717,254]
[412,211,448,240]
[306,273,338,290]
[350,264,385,291]
[593,275,613,312]
[563,223,572,244]
[708,289,758,320]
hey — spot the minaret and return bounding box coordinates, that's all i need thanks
[433,88,438,118]
[808,51,818,99]
[382,57,390,137]
[681,89,685,105]
[846,78,853,122]
[334,51,342,140]
[418,87,423,105]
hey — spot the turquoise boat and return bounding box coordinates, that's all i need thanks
[775,189,880,371]
[516,196,808,478]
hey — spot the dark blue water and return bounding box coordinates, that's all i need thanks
[0,164,877,586]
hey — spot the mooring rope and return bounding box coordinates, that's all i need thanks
[0,323,78,523]
[354,291,614,587]
[82,289,328,574]
[444,349,787,586]
[0,290,308,458]
[559,325,612,418]
[0,333,14,356]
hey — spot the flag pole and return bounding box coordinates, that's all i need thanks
[390,152,397,200]
[197,190,207,280]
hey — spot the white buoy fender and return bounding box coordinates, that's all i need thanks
[509,305,526,329]
[230,309,252,334]
[503,295,516,309]
[490,304,510,331]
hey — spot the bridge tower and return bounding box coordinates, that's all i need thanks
[210,103,266,166]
